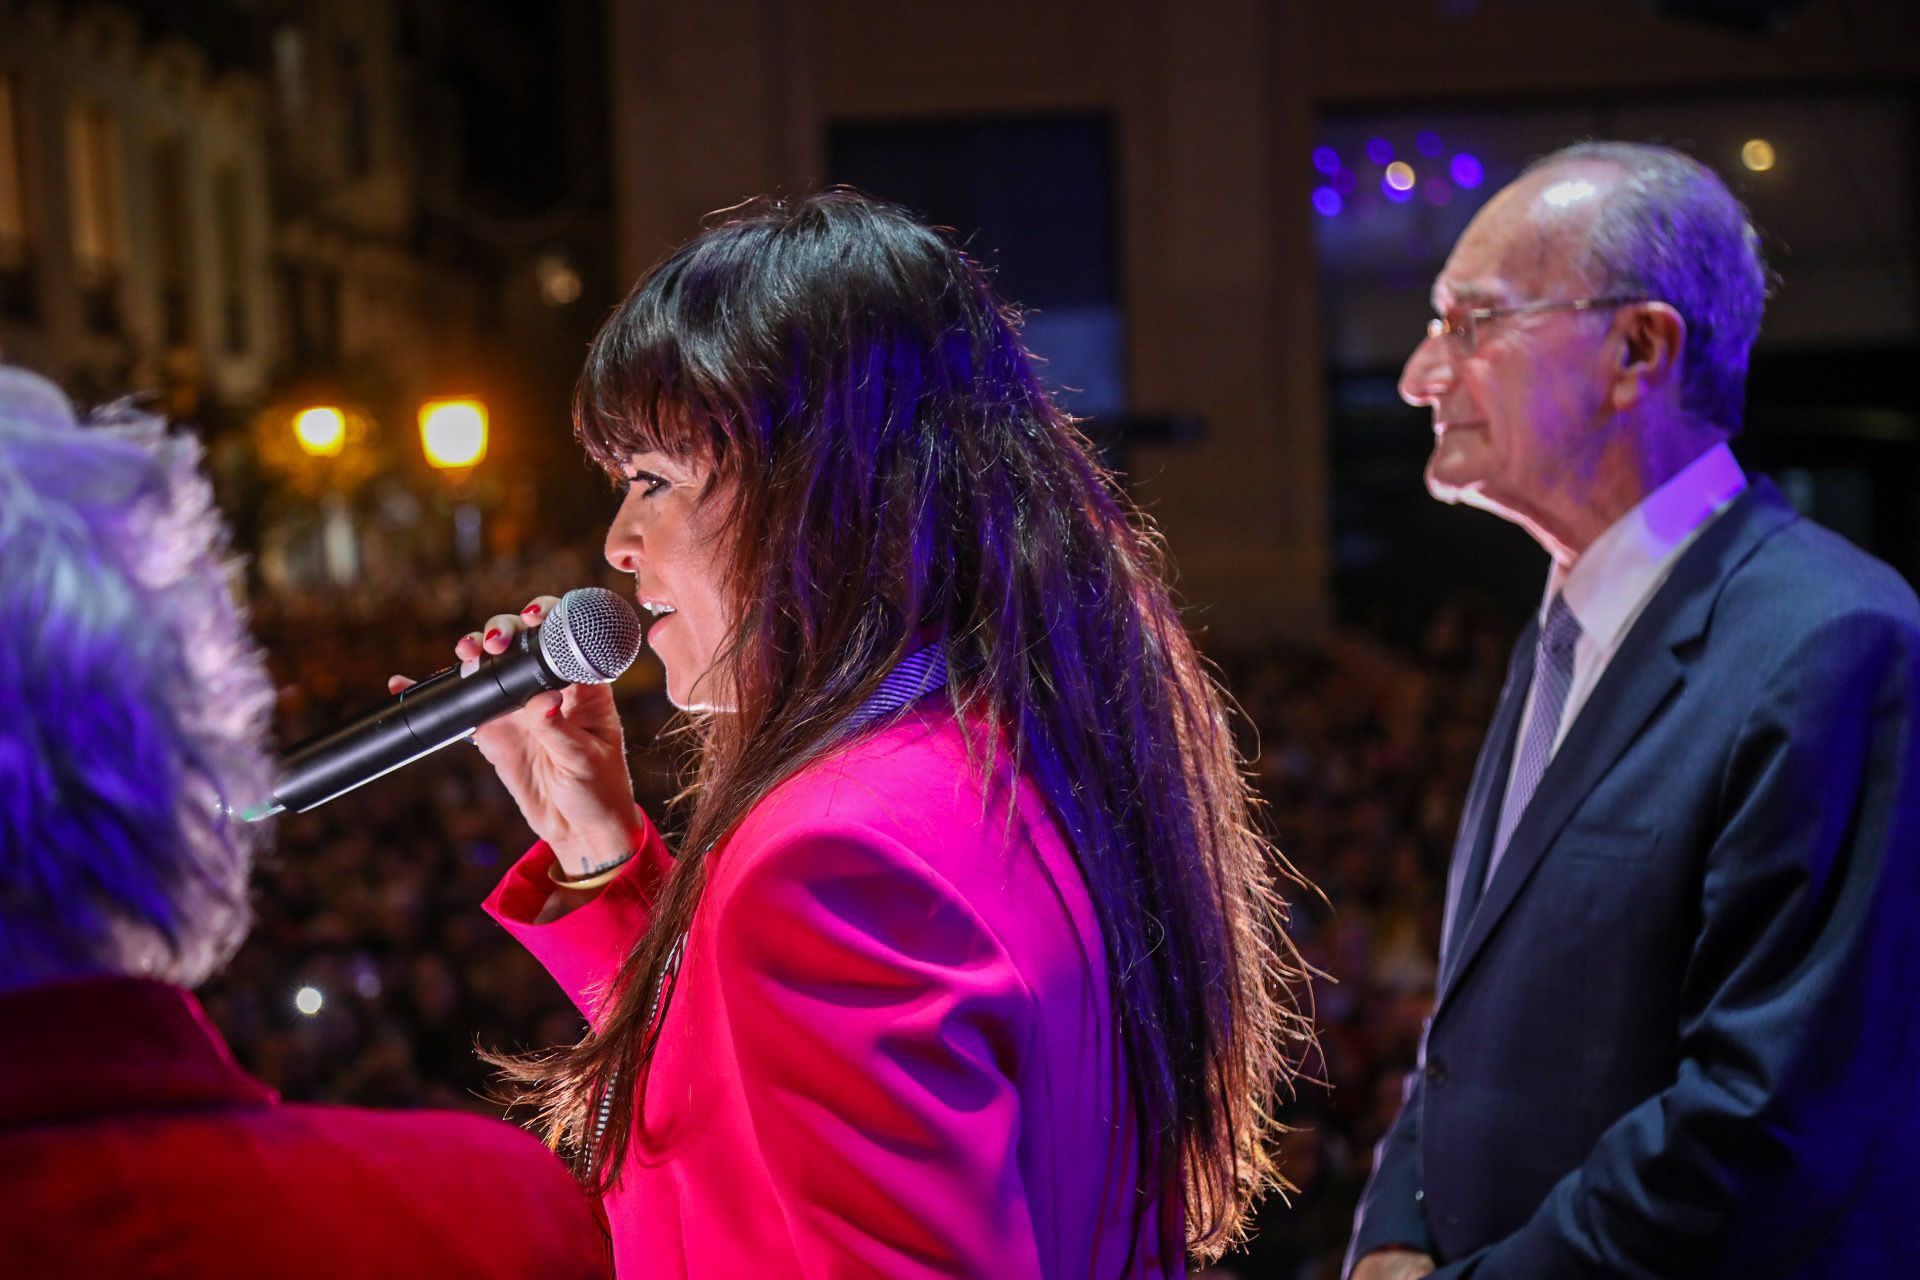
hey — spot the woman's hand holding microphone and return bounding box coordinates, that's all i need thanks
[389,595,641,881]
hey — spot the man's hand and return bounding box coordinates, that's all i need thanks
[1352,1247,1437,1280]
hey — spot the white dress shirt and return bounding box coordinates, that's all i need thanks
[1504,442,1749,800]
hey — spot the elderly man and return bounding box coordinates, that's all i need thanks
[0,366,608,1278]
[1345,142,1920,1277]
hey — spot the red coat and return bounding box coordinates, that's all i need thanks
[486,707,1183,1278]
[0,976,608,1279]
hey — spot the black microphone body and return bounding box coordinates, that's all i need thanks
[262,586,643,816]
[273,630,561,813]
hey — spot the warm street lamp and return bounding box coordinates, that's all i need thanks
[420,397,489,564]
[293,405,347,457]
[274,403,363,586]
[419,398,488,469]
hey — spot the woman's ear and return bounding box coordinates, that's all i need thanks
[1610,301,1686,412]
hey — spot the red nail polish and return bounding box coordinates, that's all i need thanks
[485,628,501,643]
[545,705,560,720]
[523,603,542,617]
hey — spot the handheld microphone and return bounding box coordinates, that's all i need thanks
[250,587,643,818]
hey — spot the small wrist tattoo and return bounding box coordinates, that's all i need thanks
[547,847,638,890]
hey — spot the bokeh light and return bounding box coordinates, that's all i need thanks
[1382,177,1414,204]
[1384,161,1416,192]
[294,986,324,1016]
[1416,131,1444,158]
[1365,137,1394,167]
[1741,138,1776,172]
[420,399,489,469]
[1312,146,1342,176]
[293,406,346,458]
[1424,177,1454,207]
[1450,152,1484,189]
[1312,186,1344,217]
[535,254,583,306]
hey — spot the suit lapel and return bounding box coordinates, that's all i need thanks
[1434,483,1799,1015]
[1438,621,1535,990]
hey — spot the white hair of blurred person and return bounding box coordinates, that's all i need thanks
[0,365,274,991]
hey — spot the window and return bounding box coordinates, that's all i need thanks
[339,41,372,178]
[281,262,341,365]
[0,73,35,322]
[67,101,124,333]
[272,26,307,118]
[828,115,1137,461]
[152,136,192,347]
[213,165,250,354]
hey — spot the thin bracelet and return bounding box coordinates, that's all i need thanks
[548,852,636,891]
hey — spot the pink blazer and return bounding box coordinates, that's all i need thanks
[487,707,1182,1278]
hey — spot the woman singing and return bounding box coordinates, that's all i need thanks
[409,191,1311,1276]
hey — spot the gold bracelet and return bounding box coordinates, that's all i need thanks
[547,853,636,891]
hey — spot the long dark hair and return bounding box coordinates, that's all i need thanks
[498,190,1312,1258]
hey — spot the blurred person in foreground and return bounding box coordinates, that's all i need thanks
[394,190,1314,1277]
[1345,142,1920,1279]
[0,365,607,1279]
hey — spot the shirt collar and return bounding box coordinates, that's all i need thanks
[842,640,947,737]
[0,976,276,1130]
[1546,441,1748,649]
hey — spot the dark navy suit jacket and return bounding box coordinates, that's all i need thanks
[1346,484,1920,1277]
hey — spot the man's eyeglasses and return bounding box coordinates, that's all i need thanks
[1426,295,1648,353]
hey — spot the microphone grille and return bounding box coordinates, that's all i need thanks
[541,587,643,685]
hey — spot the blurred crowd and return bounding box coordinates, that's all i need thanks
[199,557,1518,1280]
[1212,604,1514,1278]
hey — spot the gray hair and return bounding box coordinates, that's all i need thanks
[0,365,275,988]
[1527,140,1769,435]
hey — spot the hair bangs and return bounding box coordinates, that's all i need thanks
[573,229,784,481]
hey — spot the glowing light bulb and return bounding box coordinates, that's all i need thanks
[295,986,324,1016]
[420,399,489,469]
[293,407,346,457]
[1741,138,1776,172]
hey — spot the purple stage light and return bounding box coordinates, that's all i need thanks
[1312,146,1341,176]
[1382,176,1413,204]
[1424,178,1454,207]
[1416,131,1444,158]
[1366,137,1394,167]
[1312,186,1344,217]
[1451,153,1484,189]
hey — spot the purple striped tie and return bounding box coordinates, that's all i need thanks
[1486,593,1582,889]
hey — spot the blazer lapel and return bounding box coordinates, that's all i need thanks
[1437,621,1535,991]
[1435,482,1799,1014]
